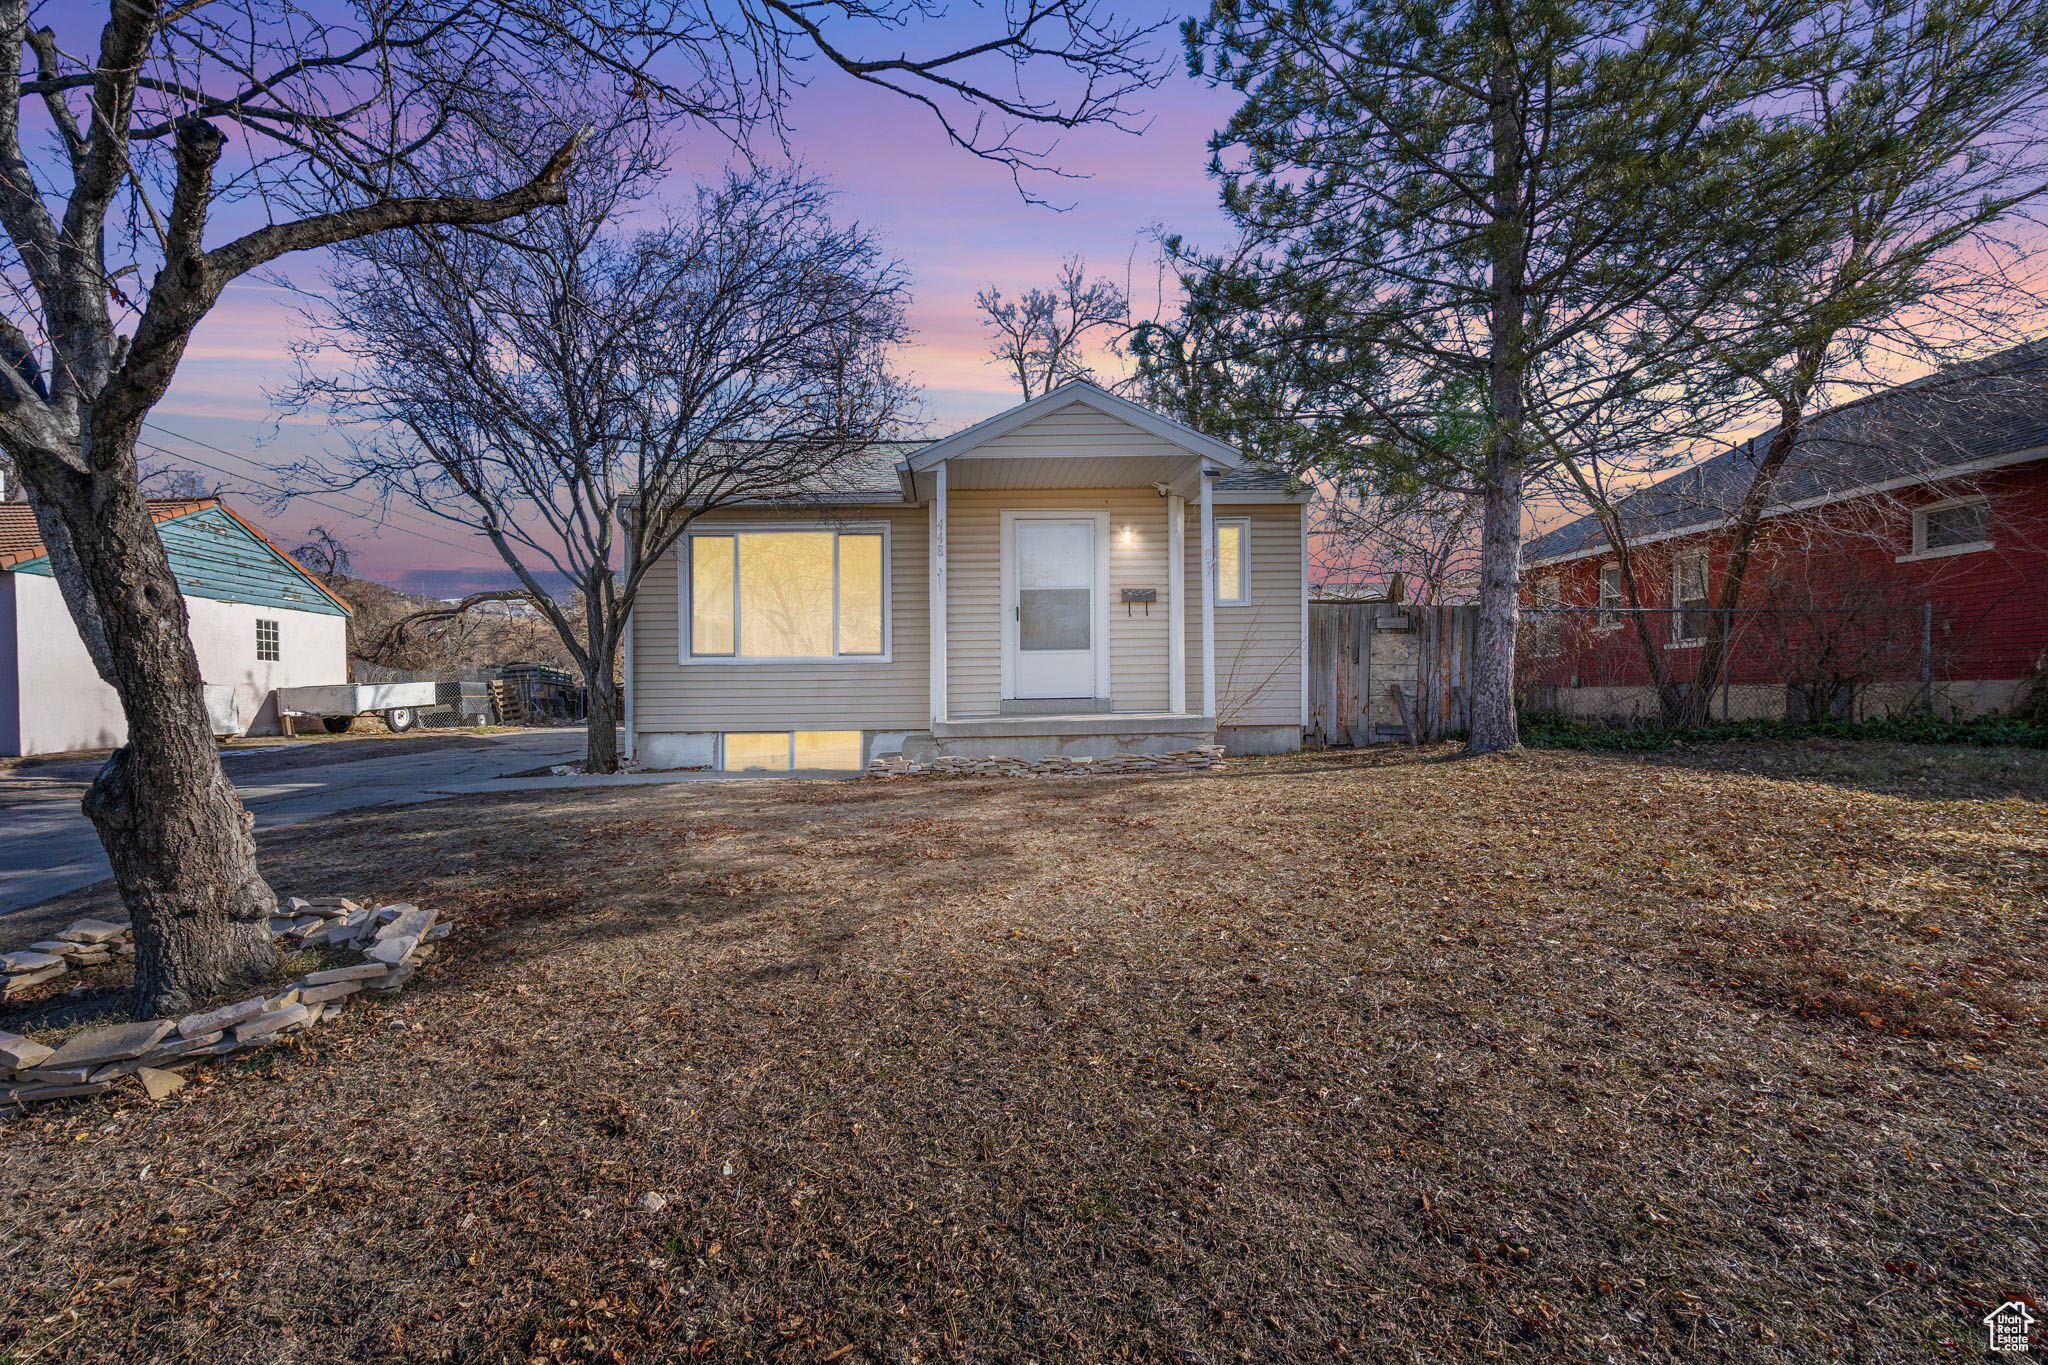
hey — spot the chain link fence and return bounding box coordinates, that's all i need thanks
[1516,602,1944,726]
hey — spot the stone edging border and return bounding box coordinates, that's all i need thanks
[866,744,1226,779]
[0,897,448,1112]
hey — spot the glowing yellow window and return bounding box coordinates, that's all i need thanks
[837,534,883,655]
[1216,520,1250,605]
[688,528,887,659]
[691,536,736,655]
[722,733,792,771]
[792,731,863,769]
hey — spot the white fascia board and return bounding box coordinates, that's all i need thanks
[904,380,1246,472]
[1523,444,2048,570]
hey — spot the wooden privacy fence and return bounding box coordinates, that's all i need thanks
[1306,603,1479,746]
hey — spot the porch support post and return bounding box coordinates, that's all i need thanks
[1168,493,1187,714]
[1199,464,1217,721]
[929,461,949,727]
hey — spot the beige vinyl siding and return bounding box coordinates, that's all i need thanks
[1185,500,1305,725]
[632,504,928,731]
[968,401,1197,460]
[943,488,1176,714]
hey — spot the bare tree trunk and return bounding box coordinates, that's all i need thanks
[1467,452,1525,752]
[1468,46,1528,757]
[32,458,275,1016]
[584,667,621,773]
[1675,357,1820,725]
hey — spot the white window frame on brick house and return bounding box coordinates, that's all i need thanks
[1595,562,1623,630]
[1668,551,1710,648]
[1900,494,1993,562]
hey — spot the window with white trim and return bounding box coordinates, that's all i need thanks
[684,527,888,661]
[1911,496,1991,556]
[1530,575,1563,656]
[255,617,280,662]
[1216,518,1251,605]
[1596,562,1623,630]
[1671,552,1710,645]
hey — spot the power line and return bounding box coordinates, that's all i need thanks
[134,437,487,558]
[139,417,470,541]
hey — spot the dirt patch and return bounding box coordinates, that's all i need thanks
[0,742,2042,1362]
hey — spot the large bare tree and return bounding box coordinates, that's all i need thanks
[1571,0,2048,724]
[290,128,913,774]
[0,0,1158,1015]
[975,255,1128,398]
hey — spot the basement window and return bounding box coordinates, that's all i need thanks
[255,618,280,662]
[721,731,863,771]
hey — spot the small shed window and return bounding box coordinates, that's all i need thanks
[255,618,280,662]
[1216,519,1251,605]
[1913,497,1991,555]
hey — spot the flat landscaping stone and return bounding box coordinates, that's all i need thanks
[233,1005,308,1043]
[373,907,436,943]
[43,1019,177,1069]
[2,950,64,973]
[297,981,362,1005]
[0,1031,56,1070]
[178,996,269,1038]
[135,1067,186,1101]
[302,962,389,985]
[4,1081,110,1104]
[28,940,79,955]
[20,1064,96,1084]
[2,966,65,996]
[146,1031,223,1062]
[58,919,127,944]
[367,936,417,966]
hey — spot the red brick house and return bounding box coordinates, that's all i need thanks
[1520,343,2048,720]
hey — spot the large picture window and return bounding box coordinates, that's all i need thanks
[684,527,888,661]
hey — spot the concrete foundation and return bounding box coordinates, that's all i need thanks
[1219,724,1304,756]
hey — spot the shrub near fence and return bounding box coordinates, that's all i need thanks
[1515,602,1948,726]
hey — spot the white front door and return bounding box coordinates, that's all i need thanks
[1008,516,1101,698]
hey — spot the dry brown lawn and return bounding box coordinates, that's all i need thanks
[1,742,2043,1363]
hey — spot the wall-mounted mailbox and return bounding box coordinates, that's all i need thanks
[1121,588,1158,604]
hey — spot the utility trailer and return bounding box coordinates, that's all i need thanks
[273,682,439,735]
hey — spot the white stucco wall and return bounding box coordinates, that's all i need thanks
[4,571,348,755]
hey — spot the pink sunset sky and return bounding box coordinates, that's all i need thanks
[145,7,1240,596]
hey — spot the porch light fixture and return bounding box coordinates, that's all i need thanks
[1119,524,1137,548]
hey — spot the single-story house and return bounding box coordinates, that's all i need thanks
[623,381,1309,770]
[1520,341,2048,720]
[0,497,351,755]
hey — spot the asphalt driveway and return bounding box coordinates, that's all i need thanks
[0,728,587,916]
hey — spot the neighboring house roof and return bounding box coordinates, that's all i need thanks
[0,497,352,616]
[1526,339,2048,567]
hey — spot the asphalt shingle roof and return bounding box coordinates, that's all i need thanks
[1526,340,2048,564]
